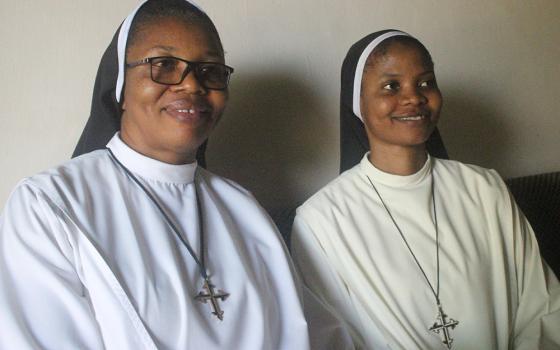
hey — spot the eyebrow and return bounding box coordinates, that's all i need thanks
[148,45,223,59]
[150,45,176,52]
[379,70,435,78]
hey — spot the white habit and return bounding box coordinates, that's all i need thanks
[1,134,315,349]
[292,154,560,349]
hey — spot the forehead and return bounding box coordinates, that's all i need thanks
[128,17,223,60]
[365,42,433,75]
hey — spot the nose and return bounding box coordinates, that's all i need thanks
[400,86,427,106]
[170,69,206,95]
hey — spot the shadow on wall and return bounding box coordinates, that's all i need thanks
[207,72,334,214]
[438,86,514,169]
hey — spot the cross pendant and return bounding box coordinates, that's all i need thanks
[195,278,230,321]
[429,306,459,349]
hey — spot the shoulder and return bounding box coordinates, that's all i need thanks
[435,158,504,185]
[196,168,269,220]
[433,157,509,200]
[196,168,287,245]
[196,167,254,200]
[297,165,363,220]
[18,150,114,208]
[26,150,110,184]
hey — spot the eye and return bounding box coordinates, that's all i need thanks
[198,64,218,75]
[383,81,400,91]
[419,78,437,89]
[152,57,179,71]
[198,64,228,81]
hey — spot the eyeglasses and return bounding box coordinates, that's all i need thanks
[126,56,234,90]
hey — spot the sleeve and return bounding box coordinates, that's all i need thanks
[301,285,355,350]
[291,212,364,349]
[0,182,104,350]
[504,188,560,349]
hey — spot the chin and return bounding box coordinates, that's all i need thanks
[397,131,432,147]
[172,124,212,142]
[412,127,436,144]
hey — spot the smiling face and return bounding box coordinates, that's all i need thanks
[360,41,442,154]
[121,17,228,164]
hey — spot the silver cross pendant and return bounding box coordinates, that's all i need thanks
[429,306,459,349]
[195,278,230,321]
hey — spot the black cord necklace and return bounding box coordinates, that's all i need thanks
[107,148,229,321]
[366,169,459,349]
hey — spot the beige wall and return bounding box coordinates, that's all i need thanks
[1,0,559,212]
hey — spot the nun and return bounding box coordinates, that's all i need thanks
[0,1,352,348]
[291,30,560,349]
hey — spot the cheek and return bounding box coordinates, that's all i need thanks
[209,91,228,115]
[429,92,443,118]
[362,96,391,123]
[123,73,167,112]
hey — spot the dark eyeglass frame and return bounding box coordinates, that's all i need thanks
[126,56,234,90]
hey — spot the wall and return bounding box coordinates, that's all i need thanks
[1,0,559,213]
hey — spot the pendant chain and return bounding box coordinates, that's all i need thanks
[107,148,208,280]
[366,173,441,306]
[367,167,459,348]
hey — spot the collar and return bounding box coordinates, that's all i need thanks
[359,152,432,187]
[106,133,197,184]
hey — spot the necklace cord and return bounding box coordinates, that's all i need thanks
[107,147,208,280]
[366,174,440,305]
[433,175,440,304]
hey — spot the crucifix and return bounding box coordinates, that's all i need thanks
[429,306,459,349]
[195,278,230,321]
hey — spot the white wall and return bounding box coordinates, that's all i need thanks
[1,0,559,213]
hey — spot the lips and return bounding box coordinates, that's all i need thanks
[391,111,430,122]
[163,100,212,123]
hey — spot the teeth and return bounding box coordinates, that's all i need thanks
[396,115,425,121]
[178,109,196,114]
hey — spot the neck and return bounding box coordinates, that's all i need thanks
[368,144,427,175]
[119,131,196,165]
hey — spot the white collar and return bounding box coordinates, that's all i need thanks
[106,133,197,184]
[359,152,432,187]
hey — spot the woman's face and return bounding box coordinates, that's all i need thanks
[121,17,228,164]
[360,42,442,152]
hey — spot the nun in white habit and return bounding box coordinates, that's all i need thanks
[291,30,560,349]
[0,1,351,349]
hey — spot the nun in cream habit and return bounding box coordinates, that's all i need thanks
[291,30,560,349]
[0,1,351,349]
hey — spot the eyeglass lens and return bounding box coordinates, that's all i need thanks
[150,57,231,89]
